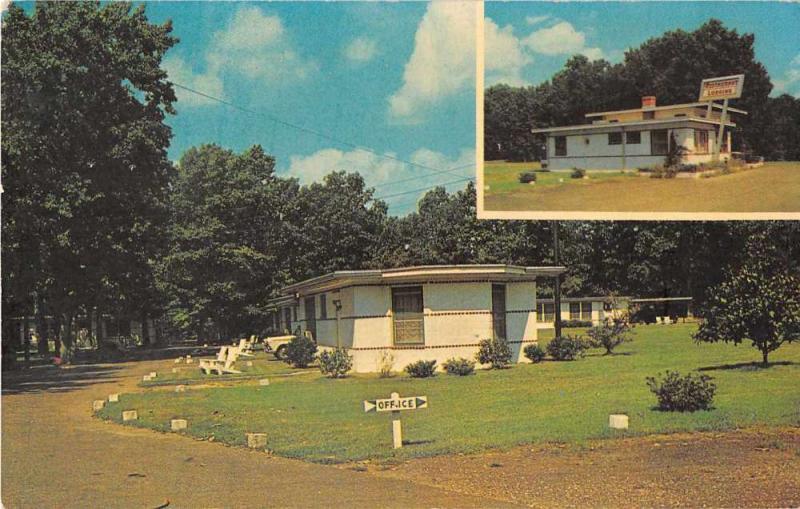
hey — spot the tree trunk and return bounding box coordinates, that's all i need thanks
[60,314,75,362]
[35,293,49,356]
[53,315,62,359]
[141,311,151,346]
[762,349,769,367]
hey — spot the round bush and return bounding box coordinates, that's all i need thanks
[646,371,716,412]
[518,171,537,184]
[546,335,587,361]
[405,359,437,378]
[283,333,317,368]
[443,357,475,376]
[475,337,513,369]
[318,347,353,378]
[571,168,586,179]
[523,344,545,363]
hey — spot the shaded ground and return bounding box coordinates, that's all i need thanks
[3,355,799,508]
[483,161,800,212]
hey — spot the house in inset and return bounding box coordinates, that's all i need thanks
[267,264,565,372]
[533,96,747,170]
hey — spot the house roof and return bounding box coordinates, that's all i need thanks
[531,116,735,135]
[584,102,747,118]
[274,264,567,299]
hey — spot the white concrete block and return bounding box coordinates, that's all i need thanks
[175,385,186,393]
[171,419,188,431]
[149,372,157,378]
[122,410,138,421]
[246,361,253,367]
[259,379,270,386]
[108,393,119,403]
[185,358,194,364]
[142,375,151,382]
[174,357,182,364]
[172,367,179,374]
[246,432,268,449]
[609,414,629,429]
[93,400,105,411]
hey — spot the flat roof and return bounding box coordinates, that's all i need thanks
[531,116,735,135]
[276,264,567,297]
[585,102,747,118]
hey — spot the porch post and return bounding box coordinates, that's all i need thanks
[714,98,729,162]
[553,221,562,339]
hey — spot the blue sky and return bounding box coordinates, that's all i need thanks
[21,1,475,215]
[485,2,800,97]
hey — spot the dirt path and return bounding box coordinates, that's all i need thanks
[1,358,516,508]
[4,358,798,508]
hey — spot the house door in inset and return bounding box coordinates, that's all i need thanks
[304,297,316,341]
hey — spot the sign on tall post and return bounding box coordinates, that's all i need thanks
[364,391,428,449]
[698,75,745,162]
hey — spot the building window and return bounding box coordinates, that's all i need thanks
[608,132,622,145]
[625,131,641,144]
[650,129,669,155]
[643,111,655,120]
[319,294,327,319]
[492,284,507,341]
[392,287,424,345]
[304,297,316,340]
[569,302,592,320]
[283,307,292,332]
[537,302,555,322]
[554,136,567,156]
[694,130,709,154]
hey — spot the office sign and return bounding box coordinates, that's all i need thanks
[699,75,745,101]
[364,395,428,413]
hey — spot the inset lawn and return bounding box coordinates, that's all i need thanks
[483,161,800,213]
[99,324,800,463]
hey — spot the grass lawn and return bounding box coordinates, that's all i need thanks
[140,351,311,387]
[98,324,800,463]
[483,161,800,212]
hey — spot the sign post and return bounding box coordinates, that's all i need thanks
[698,75,744,162]
[364,391,428,449]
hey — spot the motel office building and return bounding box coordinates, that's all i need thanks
[533,96,746,170]
[267,265,565,372]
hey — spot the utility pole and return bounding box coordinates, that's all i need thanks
[553,221,563,339]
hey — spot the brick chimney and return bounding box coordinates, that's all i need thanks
[642,96,657,108]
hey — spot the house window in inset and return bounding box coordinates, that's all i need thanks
[304,297,316,340]
[608,132,622,145]
[392,286,424,345]
[492,284,507,341]
[569,302,581,320]
[643,111,655,120]
[319,294,327,319]
[694,130,709,154]
[554,136,567,156]
[537,302,555,322]
[625,131,641,144]
[650,129,669,155]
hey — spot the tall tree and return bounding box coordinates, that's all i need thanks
[2,2,177,359]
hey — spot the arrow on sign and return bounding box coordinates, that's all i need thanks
[364,400,377,412]
[415,396,428,409]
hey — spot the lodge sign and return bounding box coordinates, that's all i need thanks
[699,74,745,101]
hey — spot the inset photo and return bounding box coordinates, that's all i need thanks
[479,2,800,219]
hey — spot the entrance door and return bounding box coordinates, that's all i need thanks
[492,284,507,340]
[304,297,316,340]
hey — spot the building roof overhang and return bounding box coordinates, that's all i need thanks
[584,102,747,118]
[531,117,735,136]
[275,264,567,298]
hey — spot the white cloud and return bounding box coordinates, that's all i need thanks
[167,6,315,107]
[285,147,475,194]
[485,18,532,86]
[388,2,476,121]
[522,21,604,59]
[163,56,225,106]
[525,15,551,26]
[344,36,378,63]
[773,54,800,97]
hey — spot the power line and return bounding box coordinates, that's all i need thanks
[376,175,475,201]
[371,162,476,189]
[171,82,471,182]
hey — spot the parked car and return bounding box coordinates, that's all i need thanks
[263,334,295,360]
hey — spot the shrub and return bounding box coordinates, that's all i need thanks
[562,319,593,328]
[570,168,586,179]
[586,318,633,355]
[646,371,716,412]
[546,335,588,361]
[523,344,545,363]
[675,163,698,173]
[377,350,395,378]
[318,347,353,378]
[405,359,437,378]
[475,337,513,369]
[518,171,537,184]
[443,357,475,376]
[283,333,317,368]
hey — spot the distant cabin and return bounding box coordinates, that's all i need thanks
[267,264,565,372]
[532,96,747,170]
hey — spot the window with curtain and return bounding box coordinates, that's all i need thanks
[392,287,424,345]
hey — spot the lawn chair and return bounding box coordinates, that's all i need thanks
[199,346,229,375]
[237,338,255,357]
